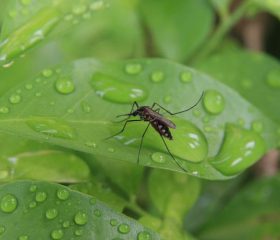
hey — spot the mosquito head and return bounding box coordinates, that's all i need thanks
[132,106,146,117]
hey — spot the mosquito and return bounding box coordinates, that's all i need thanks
[106,92,204,172]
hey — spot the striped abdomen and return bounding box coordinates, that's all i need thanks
[151,120,173,140]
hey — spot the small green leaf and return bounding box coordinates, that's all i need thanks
[0,180,160,239]
[0,134,90,183]
[140,0,214,61]
[0,58,277,179]
[197,175,280,240]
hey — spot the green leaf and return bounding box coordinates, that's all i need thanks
[0,180,160,239]
[0,133,90,183]
[197,175,280,240]
[209,0,231,19]
[148,169,200,223]
[0,0,107,65]
[251,0,280,19]
[196,50,280,126]
[140,0,214,61]
[0,58,276,179]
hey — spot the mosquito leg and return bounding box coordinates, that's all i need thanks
[151,91,204,115]
[116,101,139,119]
[160,135,187,172]
[137,123,150,165]
[105,119,141,140]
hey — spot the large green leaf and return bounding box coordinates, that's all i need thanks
[0,58,276,179]
[0,133,90,183]
[0,0,107,66]
[140,0,214,61]
[197,175,280,240]
[0,180,160,239]
[196,50,280,125]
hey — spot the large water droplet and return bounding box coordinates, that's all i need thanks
[180,71,193,83]
[51,229,63,240]
[150,71,164,83]
[210,124,265,175]
[0,194,17,213]
[118,223,130,234]
[46,208,58,220]
[137,231,152,240]
[9,94,21,104]
[56,189,69,200]
[91,72,147,103]
[203,90,225,115]
[151,152,166,164]
[266,69,280,89]
[35,191,47,202]
[124,63,142,75]
[55,78,75,94]
[74,211,88,225]
[26,117,76,139]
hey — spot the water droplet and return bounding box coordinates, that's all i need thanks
[180,71,193,83]
[137,231,152,240]
[81,101,91,113]
[21,0,31,5]
[62,221,70,228]
[110,219,118,226]
[241,79,252,89]
[94,209,101,217]
[0,194,17,213]
[85,141,96,148]
[118,223,130,234]
[67,108,74,114]
[26,117,76,139]
[266,69,280,89]
[210,124,265,175]
[18,235,29,240]
[74,211,88,225]
[72,5,87,15]
[9,94,21,104]
[108,147,115,153]
[2,61,14,68]
[35,191,47,202]
[42,69,53,78]
[0,225,5,235]
[163,95,171,104]
[64,14,73,21]
[46,208,58,220]
[91,72,147,103]
[56,189,69,200]
[29,184,37,192]
[90,198,96,205]
[25,84,33,90]
[150,71,164,83]
[203,90,225,115]
[51,229,63,240]
[35,92,42,97]
[35,78,41,83]
[90,0,105,10]
[0,106,9,114]
[55,78,75,94]
[151,152,166,164]
[29,201,37,208]
[251,120,263,133]
[124,63,142,75]
[75,229,83,236]
[192,109,201,118]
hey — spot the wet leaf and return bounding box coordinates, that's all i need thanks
[0,180,160,239]
[0,58,277,179]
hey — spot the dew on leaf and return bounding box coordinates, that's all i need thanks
[51,229,63,240]
[108,147,115,153]
[72,5,87,15]
[151,152,166,164]
[210,124,265,175]
[90,0,105,10]
[110,219,118,226]
[85,141,97,148]
[203,90,225,115]
[118,223,130,234]
[91,72,147,103]
[46,208,58,220]
[137,231,152,240]
[90,197,96,205]
[29,184,37,192]
[24,84,33,90]
[150,71,164,83]
[29,201,37,208]
[81,101,91,113]
[124,63,142,75]
[55,78,75,94]
[74,211,88,225]
[0,106,9,113]
[9,94,21,104]
[35,191,47,202]
[0,194,17,213]
[42,69,53,78]
[94,209,101,217]
[56,189,70,200]
[35,92,42,97]
[18,235,29,240]
[251,120,263,133]
[62,221,70,228]
[180,71,193,83]
[0,225,5,235]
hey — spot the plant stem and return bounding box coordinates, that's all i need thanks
[192,0,251,63]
